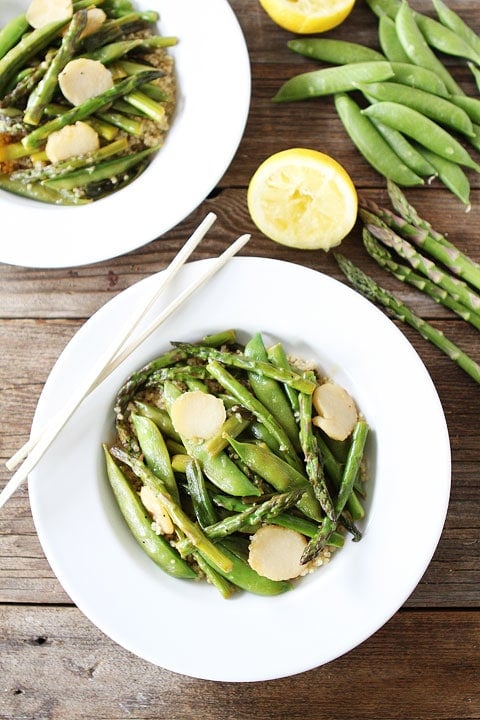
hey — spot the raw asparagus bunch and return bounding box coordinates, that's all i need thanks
[358,181,480,335]
[335,254,480,386]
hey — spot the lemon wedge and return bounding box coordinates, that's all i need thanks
[247,148,358,250]
[257,0,355,34]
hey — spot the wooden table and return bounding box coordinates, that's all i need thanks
[1,1,479,717]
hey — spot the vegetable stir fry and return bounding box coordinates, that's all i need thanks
[103,330,369,598]
[0,0,177,205]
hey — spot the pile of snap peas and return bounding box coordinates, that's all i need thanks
[0,0,177,205]
[274,0,480,206]
[103,330,369,598]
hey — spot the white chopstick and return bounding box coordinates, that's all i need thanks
[0,228,249,511]
[6,212,216,473]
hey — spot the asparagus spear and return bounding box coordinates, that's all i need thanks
[43,144,160,190]
[176,488,307,555]
[298,372,336,521]
[361,192,480,292]
[360,209,480,316]
[335,254,480,385]
[24,10,88,126]
[21,69,162,149]
[363,228,480,331]
[171,342,317,394]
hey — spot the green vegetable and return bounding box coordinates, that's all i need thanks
[272,61,394,103]
[334,93,423,187]
[362,102,480,171]
[104,332,370,596]
[335,255,480,386]
[103,446,196,579]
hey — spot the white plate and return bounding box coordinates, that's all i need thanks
[28,258,451,682]
[0,0,250,269]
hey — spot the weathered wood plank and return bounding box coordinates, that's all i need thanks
[0,606,479,720]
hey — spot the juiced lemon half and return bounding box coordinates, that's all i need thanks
[247,148,358,250]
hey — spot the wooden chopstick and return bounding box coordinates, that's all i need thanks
[6,212,216,473]
[0,223,249,511]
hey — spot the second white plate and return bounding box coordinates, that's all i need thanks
[0,0,251,268]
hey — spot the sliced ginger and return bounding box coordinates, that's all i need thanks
[59,58,114,106]
[45,121,100,163]
[171,391,226,440]
[248,524,308,581]
[312,381,357,441]
[26,0,72,28]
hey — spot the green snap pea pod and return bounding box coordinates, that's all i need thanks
[102,445,196,579]
[389,62,448,97]
[249,420,282,455]
[334,93,424,187]
[0,173,90,205]
[171,342,316,394]
[416,147,471,207]
[394,1,463,96]
[378,15,409,62]
[110,446,234,574]
[0,14,29,61]
[298,373,336,521]
[266,343,300,415]
[362,102,480,171]
[21,70,162,149]
[365,0,399,18]
[185,458,217,528]
[131,414,180,503]
[133,401,182,443]
[314,433,366,518]
[335,421,369,517]
[368,0,480,63]
[272,61,394,103]
[367,117,437,178]
[0,19,70,96]
[359,82,474,138]
[432,0,480,59]
[163,381,261,497]
[206,360,304,472]
[415,10,480,65]
[450,95,480,127]
[203,540,292,596]
[244,333,300,452]
[227,436,322,522]
[24,10,88,126]
[191,551,236,599]
[287,38,385,63]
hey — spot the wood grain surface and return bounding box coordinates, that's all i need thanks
[1,0,479,718]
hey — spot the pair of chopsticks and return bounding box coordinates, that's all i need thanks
[0,214,250,510]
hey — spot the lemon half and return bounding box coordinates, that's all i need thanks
[247,148,358,250]
[257,0,355,34]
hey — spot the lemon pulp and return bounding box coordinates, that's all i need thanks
[247,148,358,250]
